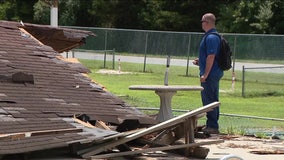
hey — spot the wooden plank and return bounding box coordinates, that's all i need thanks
[100,128,146,142]
[127,102,219,139]
[0,128,82,140]
[80,102,220,158]
[90,139,224,159]
[77,128,146,154]
[188,118,195,144]
[185,118,195,156]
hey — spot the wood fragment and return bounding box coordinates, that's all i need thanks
[73,115,95,128]
[89,139,224,159]
[80,102,220,158]
[250,150,284,154]
[0,128,82,140]
[95,120,111,130]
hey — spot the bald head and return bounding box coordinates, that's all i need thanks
[201,13,216,32]
[202,13,216,25]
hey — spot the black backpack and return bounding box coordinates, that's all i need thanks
[205,32,232,71]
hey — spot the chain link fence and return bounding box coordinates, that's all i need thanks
[66,26,284,60]
[63,26,284,135]
[64,26,284,97]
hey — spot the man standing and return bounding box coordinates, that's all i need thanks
[193,13,223,134]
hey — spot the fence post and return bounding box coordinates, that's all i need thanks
[112,48,115,69]
[242,65,245,97]
[143,32,148,72]
[232,36,237,91]
[186,34,191,77]
[103,30,108,68]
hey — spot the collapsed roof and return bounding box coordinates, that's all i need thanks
[0,21,156,159]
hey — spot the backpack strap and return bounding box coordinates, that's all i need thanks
[203,32,221,56]
[203,32,221,63]
[204,32,221,45]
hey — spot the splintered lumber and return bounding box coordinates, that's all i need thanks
[73,116,96,128]
[80,101,220,158]
[89,139,224,159]
[73,115,111,130]
[78,128,147,154]
[95,120,111,130]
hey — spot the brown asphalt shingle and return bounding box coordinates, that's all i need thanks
[0,21,156,157]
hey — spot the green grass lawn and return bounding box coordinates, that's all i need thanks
[80,59,284,136]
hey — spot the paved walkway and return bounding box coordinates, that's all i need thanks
[64,51,284,74]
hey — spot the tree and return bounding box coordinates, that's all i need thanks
[216,2,237,33]
[0,0,283,34]
[59,0,80,26]
[33,0,49,24]
[74,0,94,26]
[16,0,37,22]
[269,0,284,34]
[0,0,16,21]
[34,0,82,26]
[250,1,274,34]
[0,0,36,22]
[138,0,221,32]
[216,0,281,34]
[88,0,117,27]
[113,0,146,29]
[231,1,259,33]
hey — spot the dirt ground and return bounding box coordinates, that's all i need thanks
[107,135,284,160]
[201,135,284,160]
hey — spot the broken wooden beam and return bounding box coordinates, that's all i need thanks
[0,128,82,140]
[89,139,224,159]
[79,101,220,158]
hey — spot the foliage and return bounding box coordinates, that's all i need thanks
[15,0,37,22]
[89,0,118,27]
[139,1,190,31]
[269,0,284,34]
[250,1,274,33]
[0,0,36,22]
[34,0,81,26]
[33,0,49,24]
[1,0,284,33]
[229,1,261,33]
[113,0,146,29]
[0,0,15,20]
[59,0,80,26]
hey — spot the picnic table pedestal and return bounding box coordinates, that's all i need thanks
[129,85,203,122]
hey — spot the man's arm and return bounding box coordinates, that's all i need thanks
[200,54,215,82]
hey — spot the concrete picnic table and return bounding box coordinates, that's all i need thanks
[129,85,203,122]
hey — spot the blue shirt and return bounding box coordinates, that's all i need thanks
[199,28,223,79]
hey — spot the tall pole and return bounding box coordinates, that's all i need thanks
[50,0,58,27]
[242,65,245,97]
[232,36,237,91]
[143,33,148,72]
[186,34,191,77]
[164,56,171,86]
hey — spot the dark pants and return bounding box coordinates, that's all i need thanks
[201,76,221,129]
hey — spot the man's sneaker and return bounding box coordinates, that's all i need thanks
[202,127,219,135]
